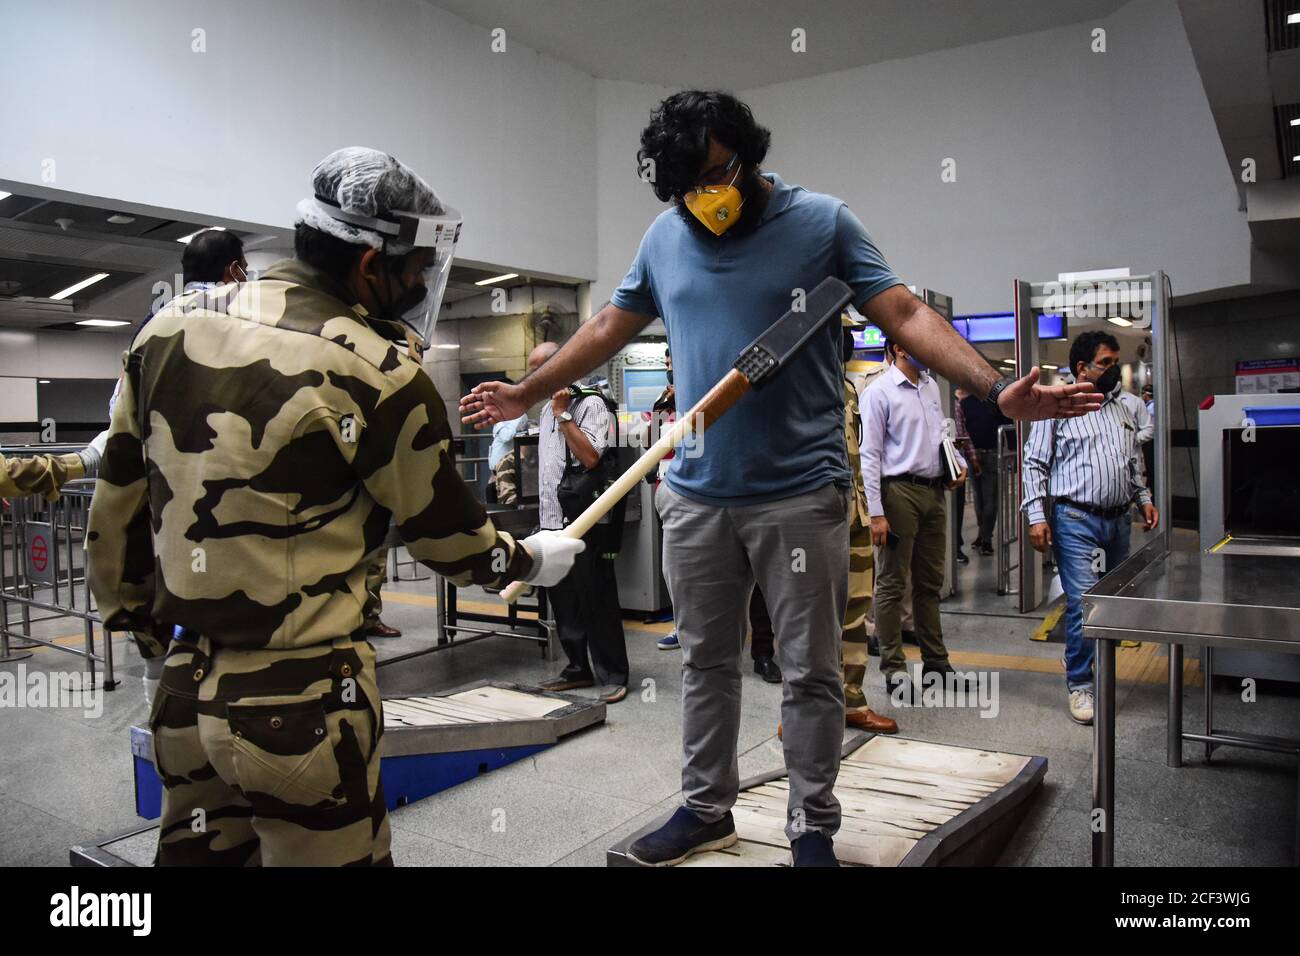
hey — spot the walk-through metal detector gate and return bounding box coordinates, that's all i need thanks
[1011,273,1170,613]
[911,288,960,600]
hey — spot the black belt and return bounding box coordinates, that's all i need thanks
[1056,497,1130,520]
[884,473,945,490]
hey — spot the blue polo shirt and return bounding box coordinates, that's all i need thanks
[611,172,903,505]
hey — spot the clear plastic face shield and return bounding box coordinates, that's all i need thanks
[303,198,461,349]
[390,210,460,348]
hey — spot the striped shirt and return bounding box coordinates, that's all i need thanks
[1021,395,1151,525]
[538,393,611,530]
[1116,390,1154,443]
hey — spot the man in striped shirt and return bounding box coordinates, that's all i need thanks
[1022,331,1159,725]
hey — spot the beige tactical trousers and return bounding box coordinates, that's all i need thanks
[149,635,391,866]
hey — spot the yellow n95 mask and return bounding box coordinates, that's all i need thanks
[683,157,745,236]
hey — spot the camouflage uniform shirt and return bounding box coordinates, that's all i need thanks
[87,259,532,658]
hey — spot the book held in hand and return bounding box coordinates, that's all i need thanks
[940,437,963,484]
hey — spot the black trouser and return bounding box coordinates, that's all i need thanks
[954,480,967,547]
[546,533,629,687]
[748,585,775,660]
[969,448,1000,545]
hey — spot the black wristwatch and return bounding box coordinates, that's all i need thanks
[984,376,1013,410]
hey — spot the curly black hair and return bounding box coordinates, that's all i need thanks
[637,90,772,203]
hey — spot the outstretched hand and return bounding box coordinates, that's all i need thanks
[998,367,1101,421]
[460,381,529,430]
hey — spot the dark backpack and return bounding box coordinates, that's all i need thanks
[556,386,630,556]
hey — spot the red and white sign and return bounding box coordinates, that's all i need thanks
[1235,357,1300,395]
[29,534,48,573]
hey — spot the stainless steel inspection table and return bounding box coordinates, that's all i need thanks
[1083,546,1300,866]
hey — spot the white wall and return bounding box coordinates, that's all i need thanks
[0,330,130,429]
[592,0,1250,315]
[0,330,133,380]
[0,0,597,281]
[593,79,673,308]
[1,0,1257,359]
[0,377,38,423]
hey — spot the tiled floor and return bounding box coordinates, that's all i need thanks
[1,536,1295,867]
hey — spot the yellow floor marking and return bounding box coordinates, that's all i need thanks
[1031,602,1064,642]
[4,595,1201,689]
[380,592,1200,686]
[381,590,538,619]
[11,631,89,652]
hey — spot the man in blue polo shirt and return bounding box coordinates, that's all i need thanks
[462,90,1100,867]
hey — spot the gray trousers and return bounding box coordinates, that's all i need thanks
[657,481,849,840]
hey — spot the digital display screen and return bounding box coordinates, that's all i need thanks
[514,435,540,504]
[951,313,1067,343]
[851,326,886,349]
[623,368,669,413]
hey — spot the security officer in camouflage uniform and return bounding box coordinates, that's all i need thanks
[87,147,583,866]
[362,546,401,638]
[779,323,898,740]
[490,450,519,504]
[1,433,105,500]
[840,318,897,734]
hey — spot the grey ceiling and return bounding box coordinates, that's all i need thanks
[431,0,1129,89]
[0,186,569,331]
[0,189,265,332]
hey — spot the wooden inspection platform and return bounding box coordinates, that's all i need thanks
[608,733,1047,867]
[379,682,606,755]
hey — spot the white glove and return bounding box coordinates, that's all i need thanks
[520,530,586,587]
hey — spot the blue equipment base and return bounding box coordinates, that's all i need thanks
[132,739,552,819]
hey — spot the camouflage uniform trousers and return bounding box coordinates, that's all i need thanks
[363,546,390,628]
[491,451,518,505]
[149,634,390,866]
[841,514,874,714]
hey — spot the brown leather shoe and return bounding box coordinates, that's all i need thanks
[540,676,595,692]
[777,722,783,740]
[846,709,899,734]
[365,621,402,638]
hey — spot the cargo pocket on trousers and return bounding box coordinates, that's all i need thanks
[227,696,343,808]
[147,688,173,781]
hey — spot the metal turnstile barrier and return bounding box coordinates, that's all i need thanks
[995,424,1019,596]
[386,534,429,584]
[374,504,559,669]
[0,470,116,688]
[385,432,494,584]
[451,431,492,498]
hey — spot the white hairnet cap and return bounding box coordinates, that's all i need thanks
[295,147,446,252]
